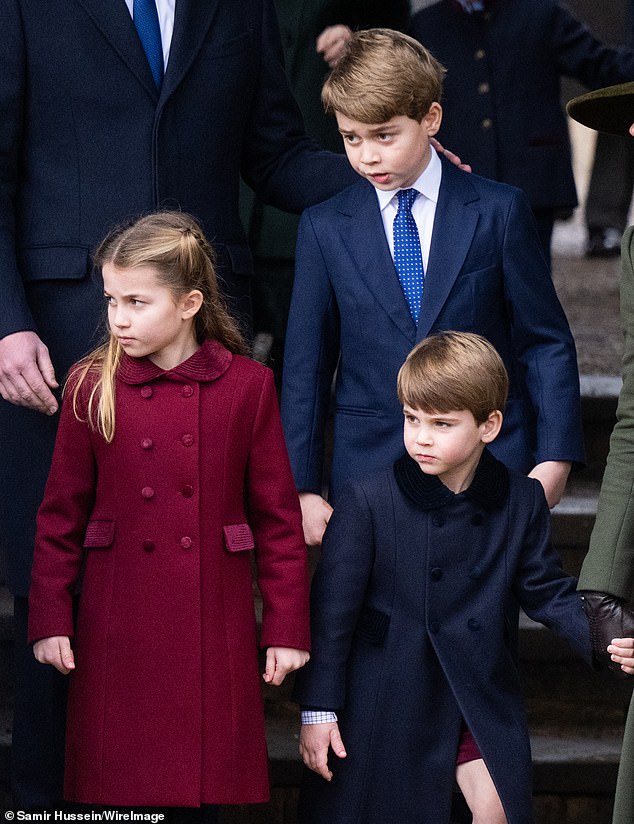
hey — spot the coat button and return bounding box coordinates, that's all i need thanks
[181,484,194,498]
[468,618,481,631]
[432,514,445,527]
[180,536,193,549]
[429,621,440,634]
[471,513,484,526]
[181,434,194,447]
[141,486,155,499]
[474,48,486,60]
[140,386,153,399]
[143,540,155,552]
[430,567,443,581]
[141,438,153,450]
[478,82,490,94]
[181,385,194,397]
[481,118,493,130]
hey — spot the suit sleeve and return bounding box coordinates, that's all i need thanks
[292,481,376,710]
[281,208,341,493]
[579,228,634,600]
[246,367,310,651]
[0,0,36,339]
[513,479,591,664]
[28,382,97,642]
[502,188,585,465]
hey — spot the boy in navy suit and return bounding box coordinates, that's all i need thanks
[293,332,634,824]
[281,28,584,546]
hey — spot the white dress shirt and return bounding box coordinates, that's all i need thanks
[125,0,176,70]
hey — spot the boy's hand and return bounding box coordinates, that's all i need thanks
[33,636,75,675]
[299,492,333,546]
[430,138,472,173]
[528,460,571,508]
[300,722,347,781]
[316,25,352,67]
[608,638,634,675]
[263,647,310,686]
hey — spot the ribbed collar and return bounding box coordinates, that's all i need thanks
[393,448,509,511]
[117,338,233,385]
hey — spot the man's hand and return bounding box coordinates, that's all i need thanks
[263,647,310,686]
[316,25,352,67]
[0,331,58,414]
[299,492,333,546]
[33,636,75,675]
[299,722,347,781]
[528,460,571,508]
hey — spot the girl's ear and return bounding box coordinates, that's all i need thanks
[180,289,204,319]
[480,409,503,444]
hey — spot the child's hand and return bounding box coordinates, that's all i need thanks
[608,637,634,675]
[299,722,347,781]
[316,25,352,67]
[33,635,75,675]
[263,647,310,686]
[299,492,333,546]
[430,138,472,173]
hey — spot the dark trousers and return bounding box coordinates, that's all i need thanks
[586,131,634,233]
[11,596,68,810]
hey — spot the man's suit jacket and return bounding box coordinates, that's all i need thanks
[281,156,585,499]
[408,0,634,210]
[0,0,353,595]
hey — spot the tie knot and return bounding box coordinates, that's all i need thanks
[397,188,418,213]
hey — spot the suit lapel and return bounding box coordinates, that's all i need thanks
[160,0,220,101]
[340,182,417,346]
[76,0,159,101]
[417,160,479,340]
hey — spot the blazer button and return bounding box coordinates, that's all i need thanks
[430,567,443,581]
[181,484,194,498]
[181,385,194,397]
[181,434,194,447]
[140,386,153,399]
[143,539,155,552]
[468,618,481,631]
[180,536,193,549]
[141,438,153,450]
[141,486,155,499]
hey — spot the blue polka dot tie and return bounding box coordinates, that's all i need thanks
[393,188,424,325]
[133,0,164,89]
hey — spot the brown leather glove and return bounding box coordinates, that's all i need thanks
[580,590,634,673]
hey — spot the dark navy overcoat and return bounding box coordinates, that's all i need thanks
[294,452,591,824]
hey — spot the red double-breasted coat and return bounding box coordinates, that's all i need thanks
[28,340,310,807]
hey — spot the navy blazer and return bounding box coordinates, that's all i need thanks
[281,156,585,499]
[409,0,634,210]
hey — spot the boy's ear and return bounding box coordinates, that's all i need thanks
[423,102,442,136]
[480,410,503,444]
[180,289,204,319]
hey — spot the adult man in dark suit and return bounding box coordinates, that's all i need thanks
[0,0,354,809]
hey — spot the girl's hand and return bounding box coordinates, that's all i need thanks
[263,647,310,686]
[430,137,472,173]
[316,25,353,67]
[33,635,75,675]
[608,637,634,675]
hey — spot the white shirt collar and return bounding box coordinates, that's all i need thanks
[375,146,442,213]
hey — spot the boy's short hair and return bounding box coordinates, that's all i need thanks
[397,332,508,423]
[321,28,446,124]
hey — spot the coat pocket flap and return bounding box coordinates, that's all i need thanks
[19,245,91,282]
[355,607,390,645]
[223,523,255,553]
[83,520,115,548]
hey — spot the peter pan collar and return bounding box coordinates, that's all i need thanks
[117,339,233,384]
[393,448,509,511]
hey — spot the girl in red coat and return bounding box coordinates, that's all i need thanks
[28,212,310,821]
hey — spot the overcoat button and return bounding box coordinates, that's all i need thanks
[180,536,193,549]
[468,618,481,631]
[181,385,194,397]
[474,48,486,60]
[432,514,445,527]
[478,82,490,94]
[141,486,155,499]
[182,484,194,498]
[430,567,443,581]
[143,540,155,552]
[429,621,440,634]
[481,118,493,129]
[140,386,153,398]
[182,434,194,447]
[141,438,153,450]
[471,513,484,526]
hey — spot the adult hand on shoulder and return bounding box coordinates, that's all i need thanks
[528,460,571,508]
[33,636,75,675]
[263,647,310,686]
[299,492,333,546]
[430,138,472,173]
[316,25,353,67]
[300,721,347,781]
[0,331,58,414]
[608,638,634,675]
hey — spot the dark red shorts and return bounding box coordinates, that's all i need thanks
[455,725,481,765]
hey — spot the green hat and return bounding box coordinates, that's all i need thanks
[566,82,634,136]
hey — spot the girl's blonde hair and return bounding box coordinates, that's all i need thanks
[70,211,247,442]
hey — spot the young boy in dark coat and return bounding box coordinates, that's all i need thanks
[293,332,634,824]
